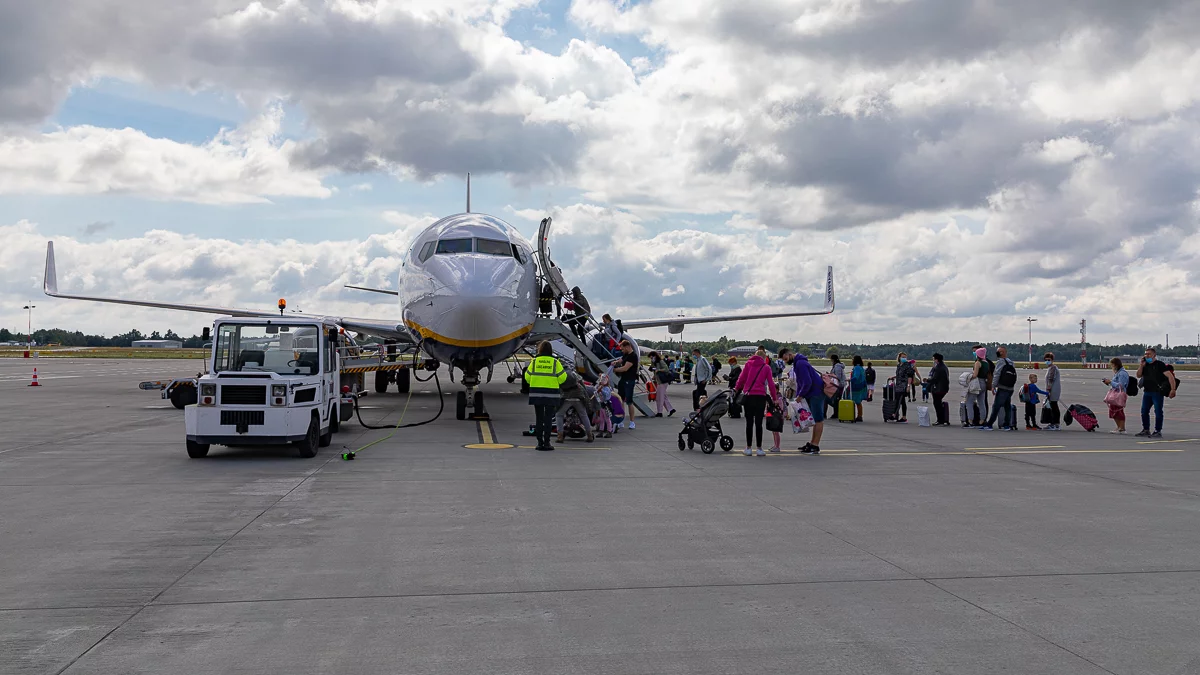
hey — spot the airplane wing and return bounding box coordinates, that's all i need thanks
[344,284,399,296]
[621,266,835,334]
[43,242,414,342]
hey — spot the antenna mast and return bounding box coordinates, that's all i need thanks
[1079,319,1087,364]
[466,172,471,213]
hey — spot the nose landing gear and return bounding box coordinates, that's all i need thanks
[456,371,489,420]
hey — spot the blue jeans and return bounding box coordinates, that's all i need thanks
[1141,391,1165,432]
[986,389,1014,428]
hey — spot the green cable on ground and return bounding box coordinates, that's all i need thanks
[341,387,413,460]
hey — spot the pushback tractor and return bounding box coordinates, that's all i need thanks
[184,317,356,459]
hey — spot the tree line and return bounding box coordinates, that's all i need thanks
[0,328,207,348]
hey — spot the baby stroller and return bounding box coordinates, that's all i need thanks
[677,389,736,454]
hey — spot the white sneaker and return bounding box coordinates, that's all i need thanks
[768,446,781,453]
[628,422,635,430]
[743,447,753,456]
[756,448,765,456]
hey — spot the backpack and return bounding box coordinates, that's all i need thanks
[1125,376,1138,396]
[982,358,995,388]
[1018,383,1029,403]
[997,360,1018,389]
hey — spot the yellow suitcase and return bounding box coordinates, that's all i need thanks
[838,397,856,423]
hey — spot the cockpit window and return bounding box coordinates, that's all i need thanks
[512,244,527,264]
[435,238,473,254]
[476,238,512,256]
[418,241,435,262]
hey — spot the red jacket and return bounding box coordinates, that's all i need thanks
[735,355,779,399]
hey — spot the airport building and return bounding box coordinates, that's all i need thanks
[131,339,183,349]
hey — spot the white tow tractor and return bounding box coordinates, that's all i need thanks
[185,317,355,459]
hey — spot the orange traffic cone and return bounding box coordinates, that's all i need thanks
[29,367,40,387]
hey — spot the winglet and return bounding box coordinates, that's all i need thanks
[824,265,834,312]
[44,242,58,296]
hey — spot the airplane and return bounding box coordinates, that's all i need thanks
[42,181,835,420]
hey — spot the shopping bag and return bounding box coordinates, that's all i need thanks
[917,406,931,427]
[791,400,815,432]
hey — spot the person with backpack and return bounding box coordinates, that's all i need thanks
[524,340,569,451]
[1044,352,1063,430]
[1102,358,1130,434]
[691,348,712,411]
[792,352,826,454]
[894,352,915,423]
[827,354,846,419]
[1020,374,1049,430]
[850,355,868,423]
[965,347,988,427]
[1136,347,1177,438]
[865,362,876,401]
[726,356,743,418]
[981,346,1017,431]
[649,351,677,418]
[928,353,951,426]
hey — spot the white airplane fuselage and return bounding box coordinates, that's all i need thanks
[398,213,539,377]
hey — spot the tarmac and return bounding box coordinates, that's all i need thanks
[2,357,1199,674]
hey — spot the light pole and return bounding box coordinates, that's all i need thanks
[1026,317,1037,366]
[22,303,36,348]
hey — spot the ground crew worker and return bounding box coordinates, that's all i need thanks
[524,340,569,451]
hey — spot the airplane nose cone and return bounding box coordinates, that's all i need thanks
[425,256,525,347]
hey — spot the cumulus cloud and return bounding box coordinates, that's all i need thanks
[2,1,1200,341]
[0,107,331,204]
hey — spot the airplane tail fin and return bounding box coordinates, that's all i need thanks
[823,265,834,313]
[44,242,58,296]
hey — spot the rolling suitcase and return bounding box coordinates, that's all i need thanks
[882,379,899,422]
[959,401,970,426]
[1065,404,1098,431]
[838,392,856,423]
[941,401,950,426]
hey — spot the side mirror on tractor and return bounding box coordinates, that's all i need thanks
[201,326,211,341]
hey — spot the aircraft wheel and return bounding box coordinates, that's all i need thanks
[185,440,209,458]
[456,391,468,420]
[296,415,320,458]
[474,391,484,415]
[395,367,410,394]
[374,371,390,394]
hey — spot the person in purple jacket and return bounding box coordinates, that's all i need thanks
[791,352,827,454]
[734,347,782,456]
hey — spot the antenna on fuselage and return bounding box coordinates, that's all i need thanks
[466,172,471,213]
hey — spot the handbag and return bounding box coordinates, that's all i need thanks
[734,365,769,406]
[821,373,839,397]
[1103,388,1128,409]
[765,405,784,433]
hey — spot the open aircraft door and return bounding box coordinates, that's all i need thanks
[535,217,571,298]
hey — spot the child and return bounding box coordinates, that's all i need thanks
[1021,374,1050,430]
[920,378,930,401]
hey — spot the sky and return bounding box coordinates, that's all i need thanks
[2,0,1199,347]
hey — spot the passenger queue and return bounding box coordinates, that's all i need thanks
[523,341,1183,452]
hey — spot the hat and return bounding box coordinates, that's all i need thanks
[975,347,987,359]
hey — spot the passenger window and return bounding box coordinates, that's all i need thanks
[476,238,513,256]
[435,238,473,254]
[418,241,435,262]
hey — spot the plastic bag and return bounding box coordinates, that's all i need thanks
[917,406,931,427]
[791,400,815,432]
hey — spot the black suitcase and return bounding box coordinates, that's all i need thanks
[882,398,899,422]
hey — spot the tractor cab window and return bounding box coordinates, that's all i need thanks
[213,323,322,376]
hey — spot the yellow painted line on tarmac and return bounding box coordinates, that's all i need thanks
[478,420,495,445]
[1136,438,1200,445]
[517,445,610,450]
[464,443,515,450]
[981,449,1183,455]
[965,445,1065,451]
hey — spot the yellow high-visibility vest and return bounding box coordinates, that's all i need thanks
[524,355,567,397]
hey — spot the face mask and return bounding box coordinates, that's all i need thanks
[1044,360,1051,367]
[1146,356,1156,363]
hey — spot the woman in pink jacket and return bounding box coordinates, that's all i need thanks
[734,347,781,456]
